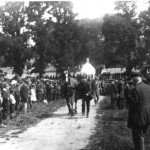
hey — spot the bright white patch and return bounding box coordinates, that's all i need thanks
[81,62,96,75]
[73,0,115,19]
[73,0,149,19]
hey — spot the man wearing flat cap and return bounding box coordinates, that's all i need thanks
[128,72,150,150]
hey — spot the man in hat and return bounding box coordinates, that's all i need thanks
[128,72,150,150]
[78,76,92,118]
[109,79,118,109]
[91,77,100,105]
[117,78,125,109]
[2,82,10,120]
[20,79,29,114]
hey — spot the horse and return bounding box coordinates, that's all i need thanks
[62,76,79,116]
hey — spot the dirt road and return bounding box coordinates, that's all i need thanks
[0,97,103,150]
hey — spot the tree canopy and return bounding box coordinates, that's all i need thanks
[0,1,149,76]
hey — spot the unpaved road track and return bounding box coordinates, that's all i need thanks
[0,97,103,150]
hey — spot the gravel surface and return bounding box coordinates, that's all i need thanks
[0,97,103,150]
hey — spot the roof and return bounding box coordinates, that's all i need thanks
[101,68,126,74]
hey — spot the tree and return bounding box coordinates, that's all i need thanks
[78,18,104,67]
[0,2,31,76]
[138,4,150,69]
[102,14,137,73]
[47,1,82,73]
[101,1,140,74]
[25,1,56,77]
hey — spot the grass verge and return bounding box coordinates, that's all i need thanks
[85,96,133,150]
[0,99,66,138]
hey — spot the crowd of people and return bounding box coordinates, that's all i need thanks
[0,71,150,150]
[76,72,150,150]
[99,72,150,150]
[0,75,63,128]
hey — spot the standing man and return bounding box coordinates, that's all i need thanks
[2,83,10,120]
[117,79,125,109]
[0,88,6,127]
[20,80,29,114]
[36,80,45,102]
[128,72,150,150]
[78,76,92,118]
[109,79,118,109]
[91,77,100,105]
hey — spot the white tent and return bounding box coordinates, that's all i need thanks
[81,58,96,76]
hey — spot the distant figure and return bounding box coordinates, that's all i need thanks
[14,83,21,111]
[20,80,29,114]
[0,88,6,127]
[9,90,16,118]
[29,84,37,108]
[2,83,10,120]
[117,79,125,109]
[91,77,100,105]
[109,80,118,109]
[36,80,45,102]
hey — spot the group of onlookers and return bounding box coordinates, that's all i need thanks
[103,72,150,150]
[98,78,133,110]
[1,71,150,150]
[0,76,63,128]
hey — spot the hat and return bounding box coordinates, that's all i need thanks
[131,72,142,78]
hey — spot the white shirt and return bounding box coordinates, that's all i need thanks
[30,88,37,102]
[10,94,16,104]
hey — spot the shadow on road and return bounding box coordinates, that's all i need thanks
[36,112,85,120]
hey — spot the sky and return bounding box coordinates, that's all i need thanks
[0,0,149,19]
[73,0,149,19]
[73,0,115,19]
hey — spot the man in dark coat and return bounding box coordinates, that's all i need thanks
[128,72,150,150]
[78,76,92,118]
[109,79,118,109]
[91,77,100,105]
[14,83,21,111]
[117,79,125,109]
[2,83,10,120]
[20,80,29,114]
[36,80,45,102]
[0,88,6,127]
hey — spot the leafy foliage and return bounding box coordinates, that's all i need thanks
[101,1,142,73]
[0,2,31,75]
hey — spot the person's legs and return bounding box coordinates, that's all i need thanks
[0,110,3,124]
[86,99,90,118]
[2,109,9,120]
[23,102,27,114]
[120,98,124,109]
[132,125,148,150]
[111,98,116,109]
[93,92,97,105]
[117,97,120,109]
[82,99,85,115]
[10,104,15,118]
[96,91,99,103]
[0,110,6,127]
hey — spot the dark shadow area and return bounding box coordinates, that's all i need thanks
[36,113,54,119]
[11,129,26,135]
[36,112,85,120]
